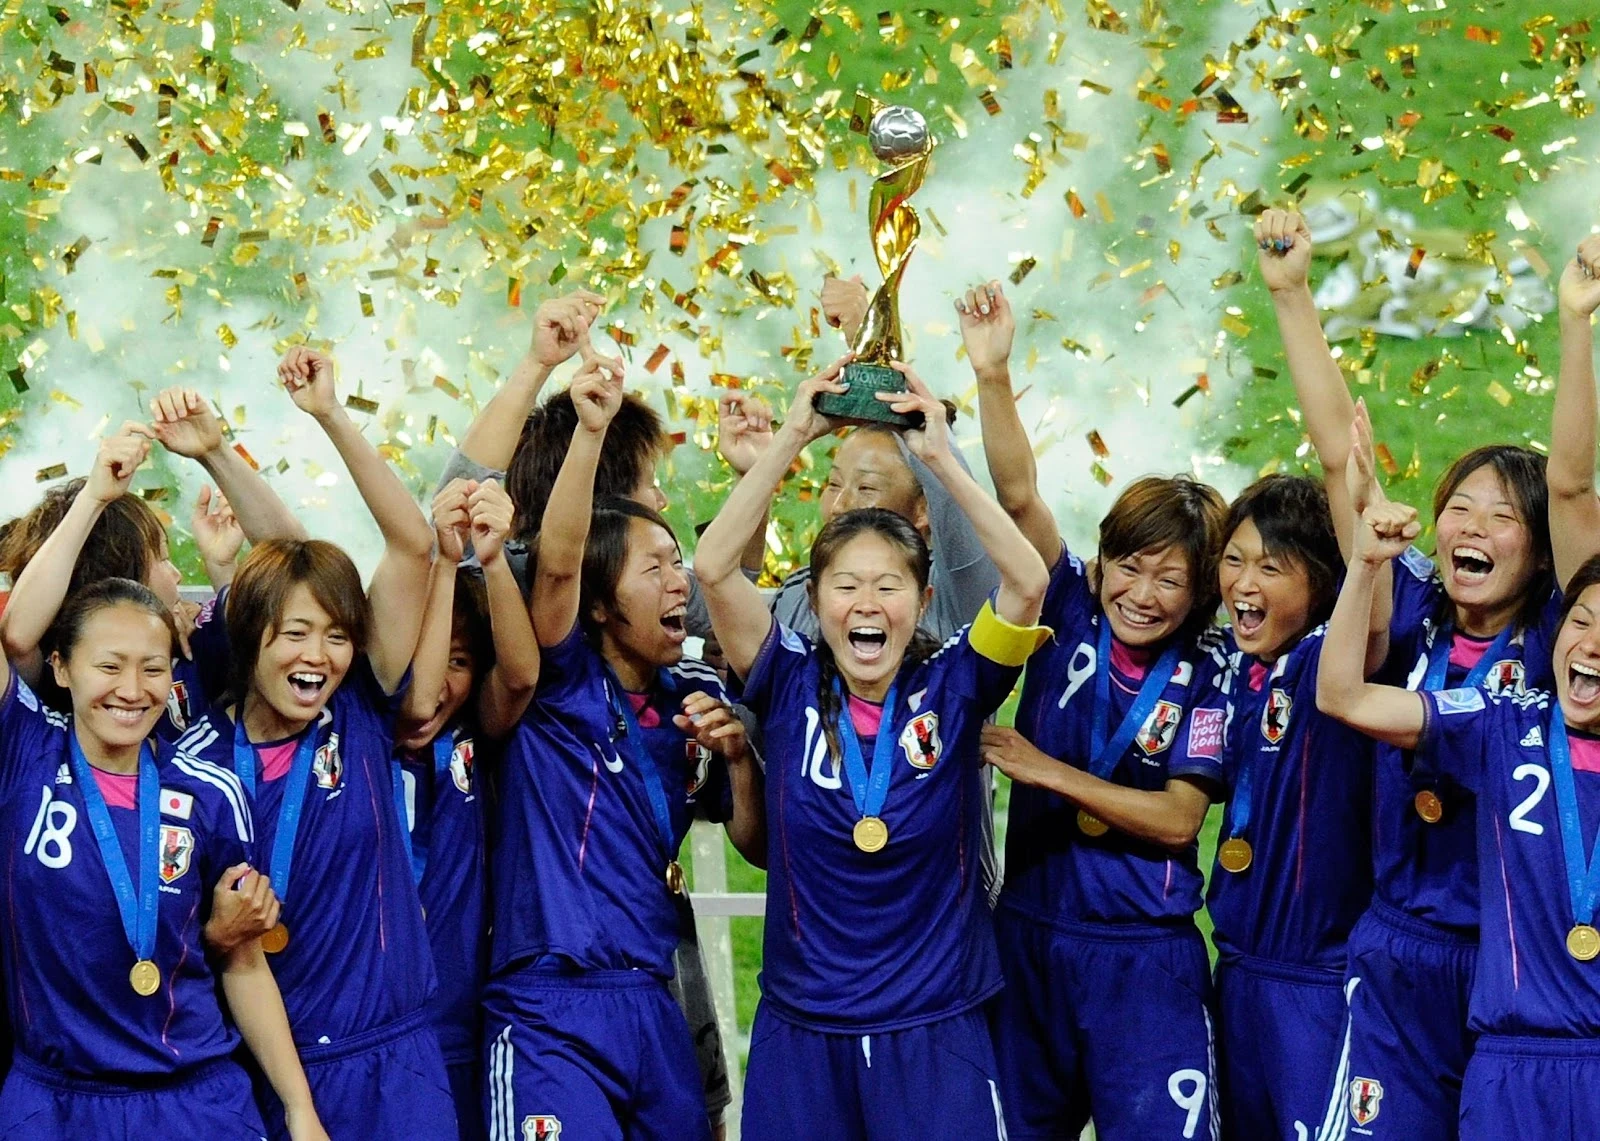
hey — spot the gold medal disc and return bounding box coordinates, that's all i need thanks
[1218,838,1254,874]
[1414,790,1444,824]
[853,816,890,853]
[1568,924,1600,962]
[129,960,161,997]
[665,860,686,895]
[260,923,290,954]
[1076,810,1109,838]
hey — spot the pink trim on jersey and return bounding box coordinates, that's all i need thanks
[1247,661,1269,694]
[1492,811,1520,991]
[626,691,661,729]
[361,747,390,954]
[1295,735,1310,895]
[1110,638,1153,681]
[847,694,883,738]
[1570,735,1600,774]
[1163,859,1173,899]
[255,741,297,782]
[577,752,599,873]
[161,896,198,1060]
[1449,632,1494,672]
[92,768,138,810]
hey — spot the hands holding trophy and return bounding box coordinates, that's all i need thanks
[814,102,935,428]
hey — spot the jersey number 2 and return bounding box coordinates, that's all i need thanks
[1508,763,1549,836]
[24,787,76,869]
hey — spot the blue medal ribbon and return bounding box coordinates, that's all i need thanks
[69,737,159,968]
[1423,621,1516,692]
[833,677,901,822]
[604,668,680,874]
[232,713,320,905]
[1088,619,1183,781]
[1547,719,1600,930]
[395,736,453,886]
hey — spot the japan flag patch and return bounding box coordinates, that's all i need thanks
[160,788,194,820]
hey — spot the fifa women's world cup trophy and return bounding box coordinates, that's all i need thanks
[814,102,936,428]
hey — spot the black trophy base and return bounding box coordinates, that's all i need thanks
[814,361,920,429]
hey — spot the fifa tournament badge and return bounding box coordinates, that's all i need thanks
[813,98,934,428]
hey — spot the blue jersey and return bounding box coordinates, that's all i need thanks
[175,661,435,1048]
[161,587,231,744]
[397,723,488,1066]
[1373,547,1562,931]
[492,627,730,980]
[1419,688,1600,1037]
[1002,548,1228,926]
[740,612,1021,1032]
[1206,627,1374,968]
[0,672,254,1077]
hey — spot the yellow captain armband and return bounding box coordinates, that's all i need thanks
[968,601,1052,667]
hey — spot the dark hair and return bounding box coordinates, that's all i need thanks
[224,539,370,702]
[1097,474,1228,638]
[805,507,940,769]
[48,577,179,665]
[507,390,667,540]
[1432,445,1554,630]
[1225,474,1342,631]
[573,496,680,644]
[1558,554,1600,629]
[1,480,166,597]
[450,569,495,683]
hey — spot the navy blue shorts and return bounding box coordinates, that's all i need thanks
[449,1059,485,1141]
[258,1008,457,1140]
[1316,902,1476,1141]
[741,1003,1007,1141]
[990,905,1220,1141]
[482,969,709,1141]
[1459,1035,1600,1141]
[0,1054,264,1138]
[1216,955,1348,1141]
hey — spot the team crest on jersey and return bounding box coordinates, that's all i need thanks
[1260,689,1292,745]
[313,736,342,790]
[1136,700,1182,756]
[1485,658,1525,696]
[1349,1077,1383,1126]
[684,740,712,797]
[165,681,189,730]
[521,1116,561,1141]
[159,826,194,884]
[451,739,475,795]
[900,712,941,771]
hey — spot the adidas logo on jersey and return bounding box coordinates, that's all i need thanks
[1521,726,1544,748]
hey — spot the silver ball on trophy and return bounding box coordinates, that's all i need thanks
[867,106,930,163]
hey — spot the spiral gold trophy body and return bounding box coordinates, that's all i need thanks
[814,104,934,428]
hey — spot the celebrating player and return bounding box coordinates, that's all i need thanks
[962,280,1231,1140]
[396,475,537,1141]
[172,347,452,1138]
[482,351,763,1141]
[0,576,325,1138]
[696,355,1049,1139]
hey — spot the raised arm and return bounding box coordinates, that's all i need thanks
[676,691,767,867]
[960,282,1062,568]
[220,939,329,1141]
[529,354,625,647]
[453,290,603,473]
[279,347,434,694]
[1,423,153,675]
[716,392,776,577]
[1349,401,1395,676]
[983,723,1212,849]
[469,479,538,734]
[1257,210,1361,558]
[696,359,851,679]
[150,387,307,544]
[882,363,1048,625]
[402,480,472,728]
[1547,237,1600,587]
[1316,500,1428,749]
[191,485,244,590]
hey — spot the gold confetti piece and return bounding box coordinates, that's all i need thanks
[358,290,374,318]
[1009,258,1037,285]
[1094,193,1115,223]
[1375,443,1400,478]
[979,90,1001,116]
[63,236,89,272]
[1066,190,1087,219]
[1086,430,1109,458]
[35,464,67,483]
[433,375,461,399]
[1486,381,1513,407]
[1090,462,1113,487]
[8,368,26,394]
[369,170,396,199]
[645,344,671,373]
[1405,248,1426,279]
[201,217,222,247]
[1465,25,1502,45]
[346,395,379,414]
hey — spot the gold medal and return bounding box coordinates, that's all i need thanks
[260,923,290,954]
[1076,810,1109,838]
[1218,838,1254,874]
[1414,790,1444,824]
[665,860,686,895]
[129,960,161,997]
[1568,924,1600,962]
[853,816,890,853]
